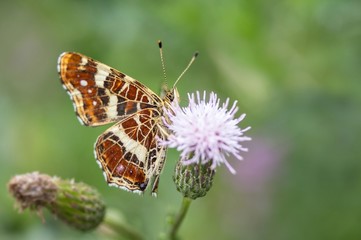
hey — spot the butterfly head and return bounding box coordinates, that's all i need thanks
[164,87,179,105]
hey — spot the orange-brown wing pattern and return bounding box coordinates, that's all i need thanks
[58,52,172,195]
[94,109,167,194]
[58,52,161,126]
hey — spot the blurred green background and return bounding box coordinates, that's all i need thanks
[1,0,360,239]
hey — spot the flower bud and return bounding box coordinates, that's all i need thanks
[8,172,105,231]
[49,178,106,231]
[173,160,215,200]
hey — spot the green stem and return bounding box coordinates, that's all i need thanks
[169,197,192,240]
[102,212,144,240]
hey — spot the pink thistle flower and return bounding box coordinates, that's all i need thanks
[163,91,251,174]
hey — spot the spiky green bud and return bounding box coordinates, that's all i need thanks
[8,172,105,231]
[49,178,106,231]
[173,160,215,200]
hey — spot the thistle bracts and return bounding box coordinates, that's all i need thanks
[173,160,215,200]
[8,172,105,231]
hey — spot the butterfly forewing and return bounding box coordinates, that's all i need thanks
[58,52,162,126]
[58,52,172,195]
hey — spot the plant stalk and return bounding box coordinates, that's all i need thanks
[169,197,192,240]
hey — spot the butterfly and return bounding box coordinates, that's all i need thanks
[57,45,197,196]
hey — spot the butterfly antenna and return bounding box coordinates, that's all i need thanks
[158,40,168,88]
[173,51,199,89]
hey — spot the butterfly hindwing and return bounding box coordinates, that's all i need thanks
[94,108,165,193]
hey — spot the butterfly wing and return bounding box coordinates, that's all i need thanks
[59,52,169,194]
[58,52,162,126]
[94,108,167,194]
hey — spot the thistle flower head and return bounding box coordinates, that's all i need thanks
[163,91,251,174]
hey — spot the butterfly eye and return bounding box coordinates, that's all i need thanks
[164,91,174,102]
[168,92,174,101]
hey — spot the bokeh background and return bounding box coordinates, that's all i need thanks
[1,0,360,239]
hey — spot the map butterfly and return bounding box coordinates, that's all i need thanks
[58,44,197,196]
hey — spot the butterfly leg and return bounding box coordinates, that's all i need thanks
[151,174,160,196]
